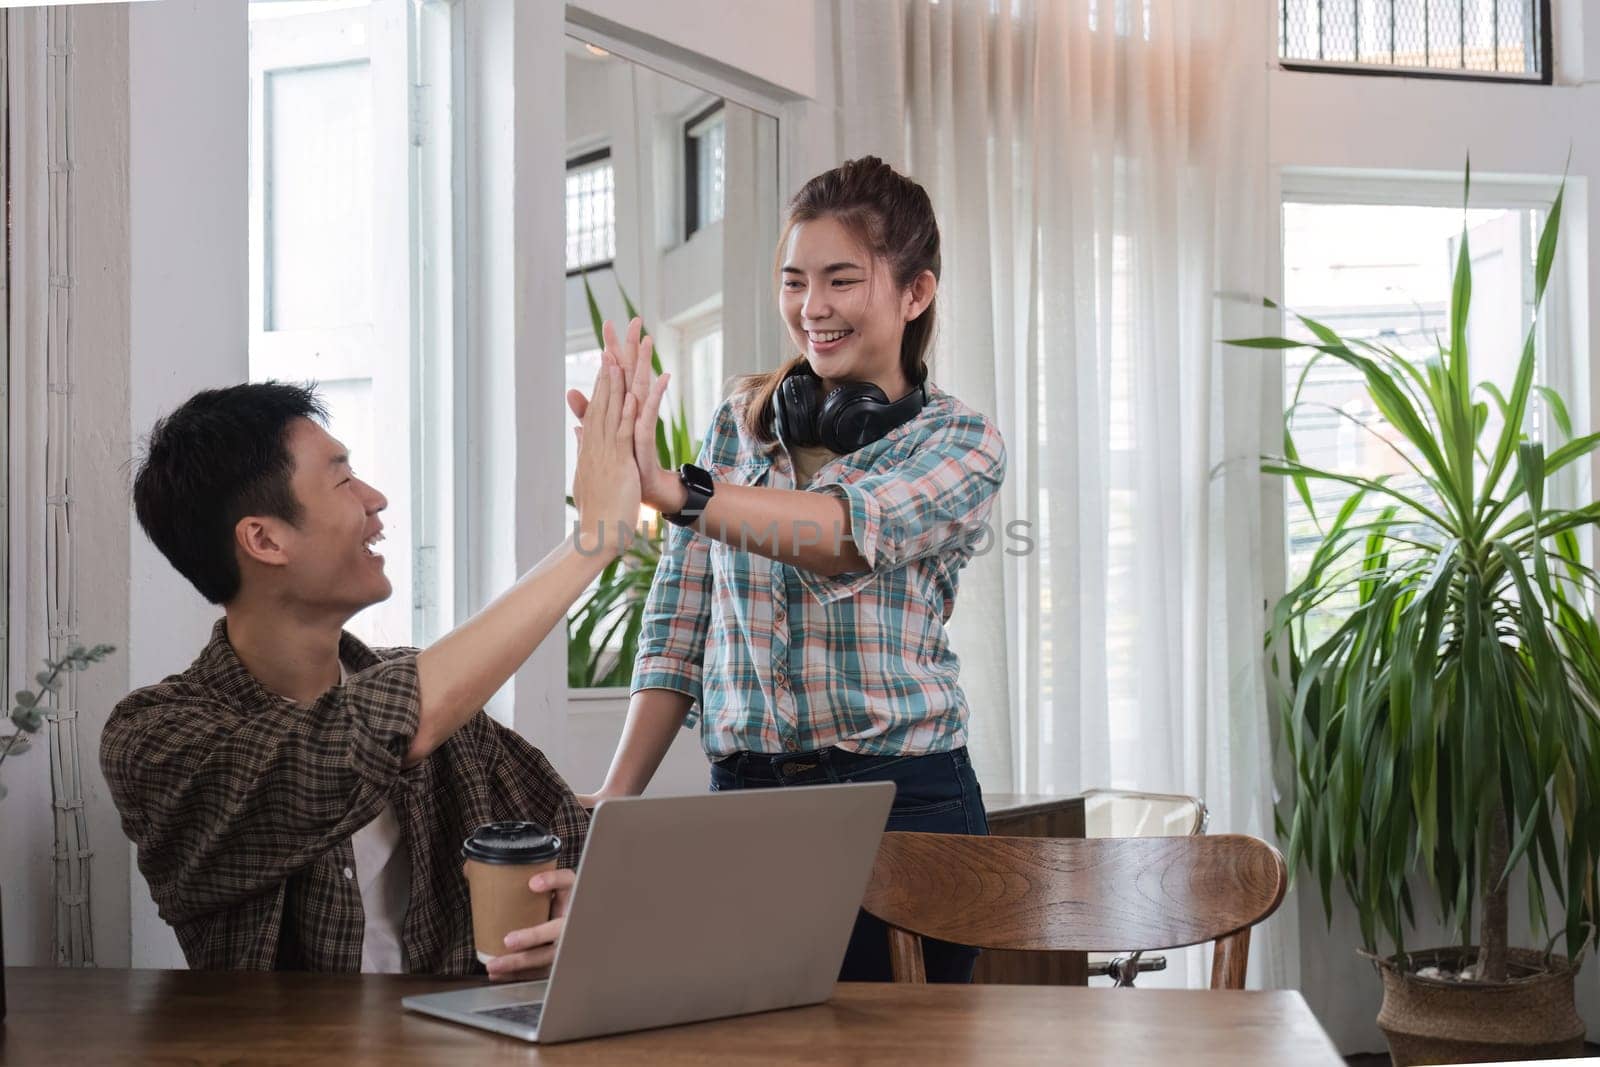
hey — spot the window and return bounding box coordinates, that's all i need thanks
[248,0,458,648]
[1279,181,1566,633]
[1086,0,1152,37]
[562,343,605,496]
[566,149,616,274]
[1279,0,1551,82]
[684,102,725,240]
[677,313,724,443]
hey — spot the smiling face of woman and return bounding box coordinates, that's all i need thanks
[779,216,928,396]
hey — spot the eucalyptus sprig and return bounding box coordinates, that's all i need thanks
[0,643,116,801]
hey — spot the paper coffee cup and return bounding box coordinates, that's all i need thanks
[462,821,562,964]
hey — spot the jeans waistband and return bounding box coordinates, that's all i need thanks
[713,745,968,780]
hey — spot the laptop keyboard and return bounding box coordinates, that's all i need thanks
[476,1002,545,1030]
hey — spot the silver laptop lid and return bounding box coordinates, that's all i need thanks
[533,781,895,1044]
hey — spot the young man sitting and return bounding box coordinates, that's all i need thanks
[102,351,644,978]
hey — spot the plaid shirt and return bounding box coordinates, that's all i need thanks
[632,383,1006,757]
[101,620,588,974]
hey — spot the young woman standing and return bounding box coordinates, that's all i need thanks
[578,156,1006,982]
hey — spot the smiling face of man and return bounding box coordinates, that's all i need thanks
[237,417,392,616]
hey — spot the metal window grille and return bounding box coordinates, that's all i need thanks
[565,148,615,275]
[1279,0,1551,83]
[684,102,725,240]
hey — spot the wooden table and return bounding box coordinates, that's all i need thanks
[982,793,1087,840]
[1,967,1342,1065]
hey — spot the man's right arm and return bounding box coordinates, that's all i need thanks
[408,345,641,765]
[409,537,612,765]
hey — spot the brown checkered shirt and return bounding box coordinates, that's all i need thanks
[101,620,588,974]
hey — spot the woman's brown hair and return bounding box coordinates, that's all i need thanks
[737,156,941,443]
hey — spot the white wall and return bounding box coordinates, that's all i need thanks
[2,5,133,970]
[571,0,815,101]
[507,0,577,767]
[1267,2,1600,1050]
[125,0,250,968]
[72,4,134,973]
[565,693,709,796]
[0,0,247,971]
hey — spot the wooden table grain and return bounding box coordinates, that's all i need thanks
[1,967,1343,1065]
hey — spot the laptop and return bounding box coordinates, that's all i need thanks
[402,781,896,1044]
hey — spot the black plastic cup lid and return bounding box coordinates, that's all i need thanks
[462,821,561,865]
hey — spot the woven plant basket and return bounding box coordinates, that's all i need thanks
[1375,946,1585,1065]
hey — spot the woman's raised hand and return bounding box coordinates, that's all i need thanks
[569,349,640,556]
[568,318,681,515]
[569,319,649,428]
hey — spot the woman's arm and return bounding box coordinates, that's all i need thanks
[663,482,869,577]
[580,688,696,804]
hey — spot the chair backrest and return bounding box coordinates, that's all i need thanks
[860,832,1286,989]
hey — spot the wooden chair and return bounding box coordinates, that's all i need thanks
[1080,788,1208,986]
[860,832,1287,989]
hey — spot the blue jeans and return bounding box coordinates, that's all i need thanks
[709,745,989,982]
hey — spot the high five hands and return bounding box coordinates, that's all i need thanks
[568,318,688,524]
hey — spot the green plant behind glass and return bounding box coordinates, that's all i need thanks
[567,273,701,688]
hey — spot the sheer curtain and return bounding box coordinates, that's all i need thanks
[836,0,1298,989]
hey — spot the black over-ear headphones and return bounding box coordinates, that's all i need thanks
[772,365,927,454]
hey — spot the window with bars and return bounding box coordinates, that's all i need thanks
[684,102,725,240]
[566,148,615,275]
[1279,0,1550,82]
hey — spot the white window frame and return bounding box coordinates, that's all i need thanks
[413,0,462,645]
[1265,167,1589,609]
[683,99,725,241]
[248,0,460,647]
[669,305,724,445]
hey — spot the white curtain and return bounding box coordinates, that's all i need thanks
[835,0,1298,990]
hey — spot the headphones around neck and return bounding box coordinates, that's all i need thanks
[772,366,927,454]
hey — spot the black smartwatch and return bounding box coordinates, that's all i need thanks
[662,463,715,527]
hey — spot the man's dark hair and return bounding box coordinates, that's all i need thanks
[133,382,328,605]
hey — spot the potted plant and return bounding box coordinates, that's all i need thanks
[566,276,700,688]
[1232,171,1599,1064]
[1,642,115,1020]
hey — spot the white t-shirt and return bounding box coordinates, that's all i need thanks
[343,661,411,973]
[270,660,411,972]
[352,800,410,973]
